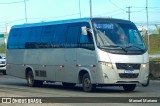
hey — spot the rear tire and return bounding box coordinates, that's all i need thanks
[82,73,96,92]
[27,71,43,87]
[123,84,136,92]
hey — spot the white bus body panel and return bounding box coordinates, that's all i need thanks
[77,48,97,83]
[95,49,149,84]
[7,47,149,85]
[7,49,65,81]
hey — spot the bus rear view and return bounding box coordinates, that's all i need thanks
[6,18,149,92]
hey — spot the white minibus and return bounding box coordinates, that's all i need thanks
[7,18,149,92]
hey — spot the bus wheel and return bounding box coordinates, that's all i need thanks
[82,73,96,92]
[62,82,76,87]
[142,77,150,87]
[27,71,43,87]
[123,84,136,92]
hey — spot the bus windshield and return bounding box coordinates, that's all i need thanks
[93,21,147,54]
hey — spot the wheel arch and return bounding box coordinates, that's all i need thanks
[78,69,91,83]
[25,66,34,79]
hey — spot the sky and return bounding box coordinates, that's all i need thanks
[0,0,160,32]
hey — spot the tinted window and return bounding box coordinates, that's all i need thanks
[30,26,42,43]
[80,31,93,44]
[53,24,67,44]
[25,27,42,48]
[80,22,93,44]
[80,35,89,43]
[79,31,94,50]
[19,28,31,48]
[7,28,20,49]
[41,25,54,43]
[66,26,80,45]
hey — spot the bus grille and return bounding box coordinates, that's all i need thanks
[119,73,139,78]
[116,63,141,70]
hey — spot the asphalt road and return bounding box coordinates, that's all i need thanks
[0,74,160,106]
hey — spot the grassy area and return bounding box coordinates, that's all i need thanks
[150,58,160,62]
[143,34,160,54]
[0,44,6,54]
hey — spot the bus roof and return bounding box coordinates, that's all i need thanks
[11,17,132,29]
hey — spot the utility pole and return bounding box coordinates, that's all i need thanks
[146,0,149,50]
[126,7,131,20]
[89,0,92,18]
[24,0,27,23]
[79,0,81,18]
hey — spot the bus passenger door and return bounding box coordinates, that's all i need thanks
[64,49,77,82]
[77,30,97,83]
[63,25,80,83]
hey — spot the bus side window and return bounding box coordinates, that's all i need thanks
[53,24,67,47]
[7,29,20,49]
[79,30,94,50]
[19,28,31,49]
[80,33,89,43]
[66,26,80,47]
[38,25,54,48]
[41,25,54,44]
[25,26,42,49]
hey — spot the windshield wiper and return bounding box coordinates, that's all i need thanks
[101,45,128,52]
[125,45,145,52]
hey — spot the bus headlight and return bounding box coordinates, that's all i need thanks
[99,61,113,69]
[142,63,148,68]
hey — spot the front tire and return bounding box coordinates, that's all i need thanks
[27,71,43,87]
[123,84,136,92]
[82,73,96,92]
[142,77,150,87]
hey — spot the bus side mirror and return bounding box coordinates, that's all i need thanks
[81,26,88,36]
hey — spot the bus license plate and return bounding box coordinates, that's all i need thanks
[124,70,133,73]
